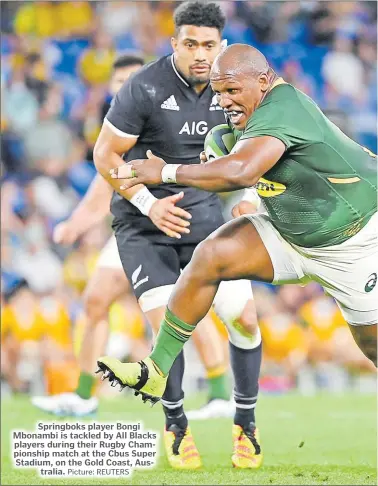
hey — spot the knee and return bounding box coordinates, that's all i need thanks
[83,287,111,322]
[190,237,223,281]
[213,280,261,349]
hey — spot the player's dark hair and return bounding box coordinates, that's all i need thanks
[112,55,144,71]
[174,1,226,34]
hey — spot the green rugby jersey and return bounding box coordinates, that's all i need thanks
[236,80,377,248]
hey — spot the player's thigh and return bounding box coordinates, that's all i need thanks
[115,229,182,313]
[83,267,129,310]
[307,250,377,328]
[348,323,377,359]
[179,237,258,334]
[302,212,378,326]
[96,235,125,274]
[189,215,303,283]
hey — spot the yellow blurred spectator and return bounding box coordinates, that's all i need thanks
[63,224,113,294]
[63,249,99,294]
[300,294,346,342]
[299,295,346,362]
[109,300,145,341]
[79,30,115,86]
[39,295,75,350]
[1,284,46,343]
[1,282,79,394]
[14,2,58,39]
[14,1,93,39]
[56,1,94,38]
[260,313,308,365]
[39,295,80,395]
[155,1,175,37]
[299,294,375,371]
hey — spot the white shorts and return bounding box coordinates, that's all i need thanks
[96,236,123,270]
[246,212,378,326]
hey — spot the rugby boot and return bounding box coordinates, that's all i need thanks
[96,356,167,405]
[164,424,202,469]
[232,423,263,469]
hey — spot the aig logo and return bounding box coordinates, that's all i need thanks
[179,121,208,135]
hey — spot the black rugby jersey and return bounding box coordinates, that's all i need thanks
[105,55,226,239]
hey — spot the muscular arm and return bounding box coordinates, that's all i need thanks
[117,136,286,193]
[175,137,285,192]
[93,123,145,199]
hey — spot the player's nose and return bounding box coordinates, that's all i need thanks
[194,46,207,62]
[218,94,232,109]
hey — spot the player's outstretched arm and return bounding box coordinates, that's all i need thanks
[55,123,137,246]
[54,174,113,245]
[111,136,285,192]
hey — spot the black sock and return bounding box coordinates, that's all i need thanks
[162,404,188,430]
[161,351,187,430]
[230,341,262,429]
[234,409,256,429]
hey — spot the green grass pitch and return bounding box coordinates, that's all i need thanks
[1,392,376,485]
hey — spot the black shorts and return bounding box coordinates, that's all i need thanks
[112,200,224,300]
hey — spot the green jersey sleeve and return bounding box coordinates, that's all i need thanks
[239,85,323,149]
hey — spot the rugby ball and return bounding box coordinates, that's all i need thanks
[204,124,236,160]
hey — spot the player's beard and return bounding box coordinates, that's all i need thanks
[187,74,210,87]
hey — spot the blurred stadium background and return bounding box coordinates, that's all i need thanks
[1,1,377,403]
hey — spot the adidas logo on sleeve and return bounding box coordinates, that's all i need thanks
[161,95,180,111]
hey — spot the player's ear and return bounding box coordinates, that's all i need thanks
[171,36,178,52]
[259,73,270,92]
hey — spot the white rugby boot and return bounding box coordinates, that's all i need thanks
[31,392,98,417]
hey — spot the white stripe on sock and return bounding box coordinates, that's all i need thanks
[161,398,184,409]
[235,403,256,410]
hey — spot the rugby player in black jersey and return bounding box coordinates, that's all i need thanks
[31,55,237,425]
[97,3,263,469]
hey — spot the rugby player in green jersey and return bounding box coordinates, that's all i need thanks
[98,43,377,414]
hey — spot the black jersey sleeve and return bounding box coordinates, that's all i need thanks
[105,74,149,137]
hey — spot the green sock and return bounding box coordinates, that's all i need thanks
[75,372,95,399]
[208,372,230,401]
[150,308,195,376]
